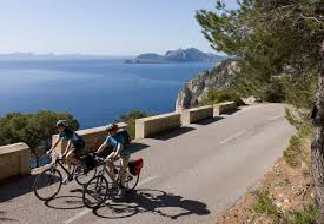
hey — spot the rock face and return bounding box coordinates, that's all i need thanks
[125,48,225,64]
[176,59,239,111]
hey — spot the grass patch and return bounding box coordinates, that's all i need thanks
[284,107,313,168]
[284,135,303,168]
[253,189,279,216]
[286,203,319,224]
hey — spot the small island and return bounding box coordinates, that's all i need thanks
[125,48,225,64]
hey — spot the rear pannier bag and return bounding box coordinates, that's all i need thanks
[128,158,144,176]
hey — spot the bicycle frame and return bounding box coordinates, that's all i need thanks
[50,155,78,180]
[95,157,133,188]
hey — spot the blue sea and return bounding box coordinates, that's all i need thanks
[0,59,213,129]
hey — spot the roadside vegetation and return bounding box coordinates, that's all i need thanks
[0,111,79,148]
[119,109,148,139]
[196,1,322,223]
[0,111,79,167]
[217,145,318,223]
[200,88,245,106]
[196,0,320,107]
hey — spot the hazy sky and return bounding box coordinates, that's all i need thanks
[1,0,238,55]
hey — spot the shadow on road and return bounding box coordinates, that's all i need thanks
[127,142,150,154]
[220,107,240,115]
[92,189,210,220]
[45,195,85,210]
[153,127,196,141]
[194,116,224,126]
[0,175,36,203]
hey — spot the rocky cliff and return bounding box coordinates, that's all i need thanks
[176,59,239,111]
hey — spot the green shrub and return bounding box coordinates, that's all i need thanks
[283,107,313,168]
[253,189,278,216]
[284,135,303,168]
[286,204,319,224]
[285,108,313,139]
[0,110,79,148]
[120,110,148,139]
[200,89,244,106]
[259,78,287,103]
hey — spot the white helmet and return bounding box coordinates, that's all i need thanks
[56,120,68,127]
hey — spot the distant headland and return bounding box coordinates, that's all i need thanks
[125,48,226,64]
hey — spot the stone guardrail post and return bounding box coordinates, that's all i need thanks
[135,113,181,139]
[214,102,238,115]
[0,142,31,181]
[181,105,213,125]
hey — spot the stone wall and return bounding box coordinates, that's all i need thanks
[181,105,213,125]
[134,102,238,139]
[0,143,31,181]
[49,102,238,152]
[135,113,181,138]
[216,102,238,115]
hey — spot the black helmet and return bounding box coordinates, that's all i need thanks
[56,120,68,127]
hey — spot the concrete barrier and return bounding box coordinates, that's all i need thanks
[52,122,127,154]
[0,143,31,180]
[181,105,213,125]
[214,102,238,115]
[135,113,181,138]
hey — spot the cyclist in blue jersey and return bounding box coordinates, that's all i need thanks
[51,120,85,183]
[96,123,130,197]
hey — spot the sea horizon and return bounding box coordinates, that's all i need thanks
[0,58,215,129]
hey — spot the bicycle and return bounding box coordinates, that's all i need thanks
[33,151,97,201]
[82,155,144,208]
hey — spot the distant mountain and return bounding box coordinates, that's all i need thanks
[125,48,226,64]
[0,53,133,61]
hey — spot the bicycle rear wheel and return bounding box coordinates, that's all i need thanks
[125,173,140,191]
[33,167,62,201]
[82,175,109,208]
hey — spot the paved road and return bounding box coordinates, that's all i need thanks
[0,104,295,224]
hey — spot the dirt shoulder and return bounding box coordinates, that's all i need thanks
[217,140,315,224]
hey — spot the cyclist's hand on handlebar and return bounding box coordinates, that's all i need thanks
[59,153,66,160]
[107,152,115,159]
[47,148,56,155]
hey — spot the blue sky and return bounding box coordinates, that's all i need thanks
[0,0,238,55]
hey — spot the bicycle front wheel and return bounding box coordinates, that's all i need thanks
[75,166,97,186]
[33,167,62,201]
[82,175,109,208]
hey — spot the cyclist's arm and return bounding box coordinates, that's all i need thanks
[107,144,120,159]
[51,137,61,150]
[115,143,123,156]
[97,141,107,153]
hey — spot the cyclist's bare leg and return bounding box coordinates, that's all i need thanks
[105,158,116,182]
[65,151,80,173]
[119,157,128,188]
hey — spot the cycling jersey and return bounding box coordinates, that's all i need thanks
[59,129,85,153]
[104,133,130,158]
